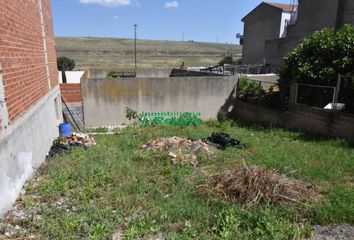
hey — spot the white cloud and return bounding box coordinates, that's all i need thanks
[113,15,119,20]
[79,0,130,7]
[164,1,178,8]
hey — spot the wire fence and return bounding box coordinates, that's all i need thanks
[236,74,354,114]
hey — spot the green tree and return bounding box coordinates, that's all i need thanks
[218,55,239,65]
[106,71,121,78]
[280,24,354,86]
[57,56,75,83]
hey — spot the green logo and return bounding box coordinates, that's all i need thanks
[140,112,202,126]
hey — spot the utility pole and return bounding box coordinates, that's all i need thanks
[134,24,138,70]
[182,31,184,42]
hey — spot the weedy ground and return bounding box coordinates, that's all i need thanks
[55,37,242,69]
[1,121,354,239]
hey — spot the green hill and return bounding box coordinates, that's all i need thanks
[55,37,242,70]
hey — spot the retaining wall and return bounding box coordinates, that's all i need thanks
[0,87,61,216]
[81,76,237,127]
[229,101,354,141]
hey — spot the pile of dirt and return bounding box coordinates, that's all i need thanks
[142,136,215,167]
[197,165,321,206]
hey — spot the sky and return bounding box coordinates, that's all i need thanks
[52,0,292,43]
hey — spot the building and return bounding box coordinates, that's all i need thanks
[242,0,354,72]
[242,2,296,66]
[0,0,61,216]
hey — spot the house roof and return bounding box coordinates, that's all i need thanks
[242,2,296,21]
[266,2,295,12]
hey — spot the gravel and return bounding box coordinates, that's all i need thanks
[309,224,354,240]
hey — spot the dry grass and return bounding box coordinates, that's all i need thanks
[197,164,322,206]
[56,37,242,69]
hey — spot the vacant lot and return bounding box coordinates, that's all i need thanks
[1,121,353,239]
[56,37,242,69]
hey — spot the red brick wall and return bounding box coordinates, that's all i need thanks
[0,0,58,122]
[60,84,82,103]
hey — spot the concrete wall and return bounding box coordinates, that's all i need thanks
[283,0,340,54]
[264,38,285,72]
[242,3,282,65]
[229,101,354,141]
[242,74,279,83]
[0,0,60,217]
[0,87,61,216]
[339,0,354,27]
[136,69,172,78]
[81,76,237,127]
[86,68,172,79]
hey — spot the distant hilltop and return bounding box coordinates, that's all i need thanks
[55,36,242,70]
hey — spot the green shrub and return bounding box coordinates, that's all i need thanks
[106,71,121,78]
[280,24,354,86]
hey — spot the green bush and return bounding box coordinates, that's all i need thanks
[125,107,139,121]
[280,24,354,86]
[57,56,75,71]
[238,78,264,99]
[106,71,121,78]
[217,108,228,122]
[219,56,237,65]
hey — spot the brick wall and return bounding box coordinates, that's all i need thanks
[60,84,82,103]
[0,0,58,122]
[60,83,84,130]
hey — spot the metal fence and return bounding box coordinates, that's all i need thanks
[237,74,354,114]
[292,75,354,112]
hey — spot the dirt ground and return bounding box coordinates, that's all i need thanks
[309,224,354,240]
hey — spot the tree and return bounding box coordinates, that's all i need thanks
[57,56,75,83]
[218,55,238,65]
[106,71,121,78]
[280,24,354,87]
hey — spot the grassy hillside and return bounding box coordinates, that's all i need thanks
[56,37,242,70]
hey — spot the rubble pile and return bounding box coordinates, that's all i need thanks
[142,136,215,167]
[63,132,96,147]
[47,132,96,157]
[197,165,321,206]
